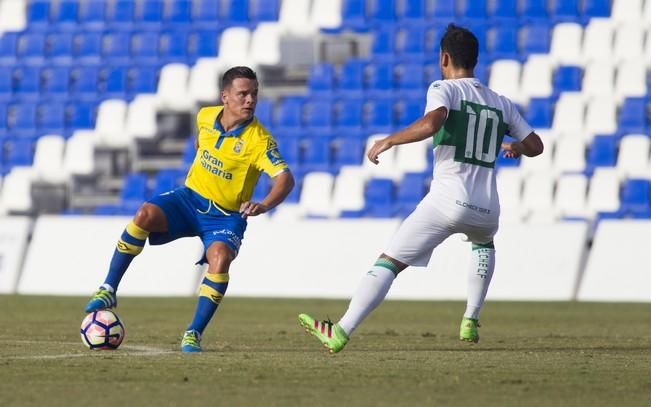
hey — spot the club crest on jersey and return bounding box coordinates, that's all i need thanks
[233,139,243,153]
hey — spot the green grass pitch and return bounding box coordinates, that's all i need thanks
[1,295,650,406]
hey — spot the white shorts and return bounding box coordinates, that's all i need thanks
[384,200,498,267]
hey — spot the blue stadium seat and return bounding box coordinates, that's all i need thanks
[42,67,70,100]
[396,172,427,217]
[365,178,396,217]
[251,173,271,202]
[333,137,364,169]
[341,0,367,31]
[10,103,37,137]
[465,22,488,53]
[102,66,129,98]
[52,0,79,30]
[151,168,185,196]
[18,33,46,64]
[587,135,617,170]
[553,65,582,96]
[551,0,580,23]
[301,138,332,172]
[0,103,7,133]
[397,98,424,127]
[617,98,647,136]
[431,0,457,22]
[488,26,519,61]
[70,67,99,100]
[251,0,279,22]
[398,0,425,21]
[0,32,18,65]
[307,63,335,98]
[522,23,551,54]
[336,58,365,98]
[365,98,393,134]
[47,33,74,65]
[425,63,441,84]
[371,27,396,63]
[335,99,364,132]
[129,66,158,96]
[191,29,220,58]
[160,30,190,64]
[275,97,304,131]
[254,99,273,127]
[490,0,518,22]
[303,101,333,134]
[15,67,40,101]
[460,0,488,21]
[79,0,108,30]
[166,0,192,25]
[132,31,161,65]
[103,32,132,65]
[0,67,12,101]
[369,0,396,22]
[137,0,164,29]
[396,63,425,98]
[521,0,549,22]
[224,0,250,26]
[109,0,135,29]
[366,63,394,97]
[397,26,426,63]
[474,63,489,84]
[621,179,651,213]
[193,0,221,29]
[276,136,300,167]
[5,138,34,167]
[75,32,103,65]
[66,101,97,130]
[120,173,149,212]
[526,98,554,128]
[426,26,445,56]
[582,0,611,19]
[182,136,196,167]
[26,0,51,31]
[38,104,65,135]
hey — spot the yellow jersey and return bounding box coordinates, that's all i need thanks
[185,106,289,211]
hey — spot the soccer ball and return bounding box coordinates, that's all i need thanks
[80,310,126,350]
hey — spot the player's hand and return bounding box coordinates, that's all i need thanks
[501,142,522,159]
[239,201,269,218]
[367,137,393,165]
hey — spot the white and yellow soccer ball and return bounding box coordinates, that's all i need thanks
[80,310,126,350]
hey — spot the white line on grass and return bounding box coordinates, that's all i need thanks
[0,340,174,360]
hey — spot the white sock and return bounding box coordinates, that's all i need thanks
[464,247,495,320]
[100,283,115,293]
[338,265,396,336]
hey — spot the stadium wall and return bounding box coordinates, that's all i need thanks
[11,215,648,302]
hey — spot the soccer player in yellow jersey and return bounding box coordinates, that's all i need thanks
[85,66,295,352]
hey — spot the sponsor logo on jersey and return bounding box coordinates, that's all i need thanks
[266,148,285,166]
[200,150,233,180]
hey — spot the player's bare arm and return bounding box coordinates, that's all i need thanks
[240,170,295,217]
[367,107,448,164]
[501,132,544,158]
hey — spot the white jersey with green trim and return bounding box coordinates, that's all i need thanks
[423,77,533,226]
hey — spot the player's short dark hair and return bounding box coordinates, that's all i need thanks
[440,24,479,70]
[221,66,258,89]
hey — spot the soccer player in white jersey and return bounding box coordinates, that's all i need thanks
[298,24,543,353]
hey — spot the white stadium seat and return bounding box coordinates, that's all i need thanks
[95,99,129,148]
[63,130,96,177]
[552,92,585,137]
[581,19,614,64]
[519,55,554,103]
[521,171,556,220]
[33,135,66,183]
[616,134,651,178]
[249,23,282,66]
[217,27,253,67]
[584,96,617,142]
[299,171,335,217]
[496,167,524,221]
[157,63,193,112]
[125,95,159,140]
[0,0,26,32]
[0,167,34,215]
[188,59,222,105]
[611,0,644,23]
[279,0,317,36]
[520,137,554,174]
[554,174,588,218]
[311,0,342,30]
[586,168,621,215]
[395,139,429,174]
[582,60,615,98]
[332,166,367,216]
[363,134,399,180]
[549,23,583,65]
[613,25,645,63]
[488,60,522,103]
[554,137,586,174]
[615,61,647,101]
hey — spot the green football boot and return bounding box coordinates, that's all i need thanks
[181,330,202,353]
[298,313,349,354]
[84,287,117,313]
[459,317,480,343]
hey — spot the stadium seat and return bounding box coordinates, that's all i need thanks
[617,98,647,136]
[299,171,335,218]
[0,32,18,65]
[552,92,585,136]
[333,138,364,169]
[277,136,300,167]
[582,19,614,63]
[0,166,34,214]
[519,55,553,103]
[496,168,523,220]
[224,0,250,26]
[70,67,99,100]
[615,62,647,102]
[363,134,398,180]
[14,66,40,101]
[18,33,46,65]
[95,99,128,148]
[522,23,551,55]
[551,0,580,23]
[157,63,192,111]
[75,32,103,65]
[166,0,192,25]
[26,0,50,30]
[426,26,445,55]
[251,173,270,202]
[396,98,424,127]
[303,101,333,133]
[301,138,332,173]
[490,0,517,22]
[188,60,220,105]
[10,103,37,136]
[424,63,442,85]
[621,178,651,213]
[79,0,108,30]
[526,98,554,128]
[366,63,394,97]
[160,30,191,64]
[125,95,158,141]
[62,130,96,177]
[584,97,617,142]
[216,27,251,67]
[38,104,65,135]
[52,0,79,29]
[47,33,74,66]
[193,0,221,29]
[275,97,304,132]
[311,0,343,31]
[554,138,586,174]
[0,67,13,101]
[151,168,185,196]
[554,174,588,218]
[66,101,97,131]
[33,134,66,183]
[307,63,335,98]
[397,25,426,63]
[616,135,650,178]
[582,0,611,18]
[129,66,158,97]
[101,66,129,98]
[335,99,363,132]
[120,173,149,212]
[487,26,519,61]
[364,178,396,217]
[521,172,555,220]
[254,99,273,127]
[488,60,521,103]
[191,29,220,58]
[587,135,617,170]
[613,25,645,63]
[395,63,425,98]
[398,0,425,22]
[368,0,395,22]
[278,0,315,36]
[586,168,620,215]
[459,0,486,21]
[396,172,427,217]
[371,26,396,63]
[522,0,549,21]
[5,139,35,168]
[332,166,366,217]
[520,136,554,174]
[549,23,583,65]
[251,0,279,22]
[553,66,582,96]
[611,0,643,23]
[365,99,393,134]
[340,0,367,31]
[131,31,161,65]
[395,139,428,174]
[137,0,164,29]
[336,58,365,98]
[103,32,132,65]
[249,23,281,65]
